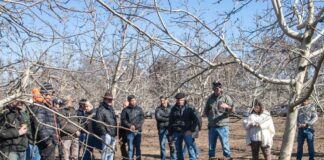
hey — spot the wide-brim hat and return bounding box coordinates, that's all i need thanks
[103,91,113,99]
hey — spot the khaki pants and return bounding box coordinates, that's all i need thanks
[62,138,79,160]
[251,141,271,160]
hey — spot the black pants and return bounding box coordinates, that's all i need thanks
[251,141,271,160]
[120,135,128,160]
[38,142,57,160]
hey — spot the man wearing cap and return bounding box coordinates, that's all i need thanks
[95,91,117,160]
[121,95,144,160]
[296,99,318,160]
[169,93,199,160]
[29,82,60,160]
[204,81,235,159]
[155,96,176,160]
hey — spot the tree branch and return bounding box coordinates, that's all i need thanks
[271,0,303,41]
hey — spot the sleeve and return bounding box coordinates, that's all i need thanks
[190,108,199,132]
[155,108,169,122]
[168,108,175,135]
[136,107,145,130]
[307,106,318,126]
[269,117,275,137]
[243,117,250,130]
[203,98,211,117]
[121,109,131,129]
[0,128,20,139]
[296,109,301,124]
[194,108,202,131]
[95,108,106,135]
[225,95,235,113]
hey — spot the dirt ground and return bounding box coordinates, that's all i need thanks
[114,116,324,160]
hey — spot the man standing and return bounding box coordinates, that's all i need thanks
[297,99,318,160]
[121,95,144,160]
[204,81,235,159]
[95,92,117,160]
[155,96,176,160]
[30,82,60,160]
[169,93,199,160]
[0,101,29,160]
[81,100,101,160]
[119,100,129,160]
[57,96,80,160]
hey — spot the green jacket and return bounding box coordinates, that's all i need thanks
[204,93,235,127]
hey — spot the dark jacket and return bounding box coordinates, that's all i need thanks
[121,105,144,132]
[58,107,80,140]
[76,108,85,122]
[0,107,29,152]
[82,108,96,134]
[192,108,202,138]
[168,103,199,135]
[155,104,172,130]
[204,93,235,127]
[119,107,128,141]
[30,102,59,147]
[95,102,117,137]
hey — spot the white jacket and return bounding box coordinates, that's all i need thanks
[243,110,275,147]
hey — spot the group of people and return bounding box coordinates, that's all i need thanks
[154,81,318,160]
[0,82,144,160]
[0,81,319,160]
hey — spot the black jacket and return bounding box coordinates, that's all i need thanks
[0,107,29,152]
[121,105,144,132]
[95,102,117,137]
[168,103,199,135]
[192,108,202,138]
[82,108,97,134]
[155,104,172,130]
[58,107,80,140]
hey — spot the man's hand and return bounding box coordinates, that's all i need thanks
[185,130,192,136]
[18,125,28,136]
[249,123,260,128]
[75,131,80,137]
[220,103,231,110]
[130,125,136,131]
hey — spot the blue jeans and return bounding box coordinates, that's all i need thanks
[158,129,176,160]
[173,132,196,160]
[83,135,102,160]
[183,138,199,158]
[297,128,315,160]
[26,144,41,160]
[101,134,116,160]
[208,126,231,158]
[127,132,142,160]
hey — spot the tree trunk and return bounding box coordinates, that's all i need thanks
[279,42,311,159]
